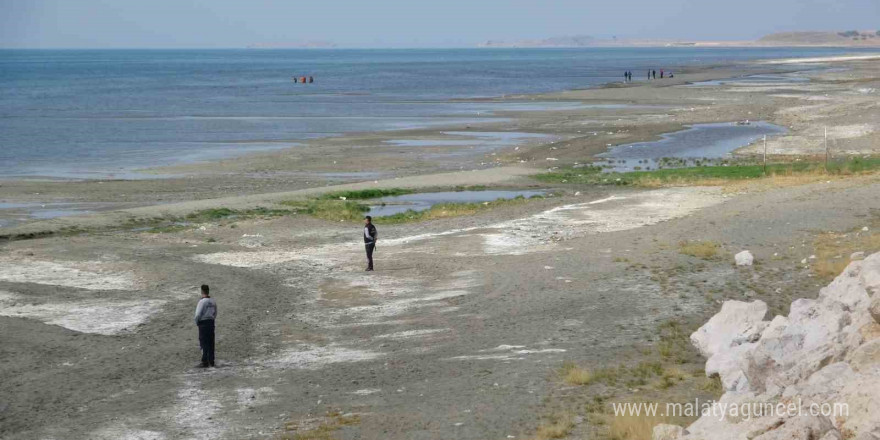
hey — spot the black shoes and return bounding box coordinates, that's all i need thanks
[196,363,209,368]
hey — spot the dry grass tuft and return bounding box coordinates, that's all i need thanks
[698,376,723,396]
[604,411,683,440]
[531,413,576,440]
[678,240,721,259]
[560,361,594,385]
[279,412,361,440]
[811,228,880,281]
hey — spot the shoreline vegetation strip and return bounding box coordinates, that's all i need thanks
[535,156,880,186]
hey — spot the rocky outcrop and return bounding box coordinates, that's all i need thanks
[655,252,880,440]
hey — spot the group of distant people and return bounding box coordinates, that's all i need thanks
[623,69,674,83]
[293,76,315,83]
[648,69,673,79]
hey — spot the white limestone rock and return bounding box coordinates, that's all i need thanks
[869,296,880,325]
[751,415,833,440]
[861,253,880,296]
[667,253,880,440]
[691,300,768,358]
[652,423,685,440]
[735,250,754,266]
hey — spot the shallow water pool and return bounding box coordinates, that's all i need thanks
[367,190,546,217]
[596,121,786,172]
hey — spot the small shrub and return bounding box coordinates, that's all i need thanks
[604,408,683,440]
[699,376,724,396]
[678,240,721,259]
[560,361,594,385]
[532,413,575,440]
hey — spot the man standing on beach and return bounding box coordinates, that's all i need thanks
[194,284,217,368]
[364,215,377,271]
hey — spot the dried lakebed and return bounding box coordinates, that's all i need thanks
[2,186,729,439]
[3,176,880,440]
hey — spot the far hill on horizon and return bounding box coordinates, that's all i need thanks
[479,30,880,48]
[757,30,880,46]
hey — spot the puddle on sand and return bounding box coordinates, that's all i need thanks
[595,121,787,172]
[367,190,546,217]
[685,74,809,87]
[247,171,388,181]
[0,201,120,228]
[384,131,550,148]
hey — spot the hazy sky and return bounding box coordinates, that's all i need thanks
[2,0,878,48]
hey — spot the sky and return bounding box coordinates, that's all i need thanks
[1,0,878,48]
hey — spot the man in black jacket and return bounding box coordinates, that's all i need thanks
[363,216,377,271]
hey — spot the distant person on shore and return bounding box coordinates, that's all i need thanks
[648,70,651,80]
[301,76,307,83]
[194,284,217,368]
[669,71,674,78]
[293,77,298,83]
[363,215,377,271]
[652,70,656,79]
[660,69,664,79]
[309,76,314,83]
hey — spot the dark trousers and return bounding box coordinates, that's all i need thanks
[365,243,375,270]
[198,320,215,366]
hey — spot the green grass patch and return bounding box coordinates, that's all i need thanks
[535,157,880,187]
[372,195,541,224]
[316,188,413,200]
[184,207,292,222]
[145,224,189,234]
[280,199,370,222]
[282,193,544,224]
[678,240,721,259]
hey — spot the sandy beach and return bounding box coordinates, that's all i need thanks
[2,54,880,440]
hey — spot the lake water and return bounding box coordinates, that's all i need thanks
[2,47,878,178]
